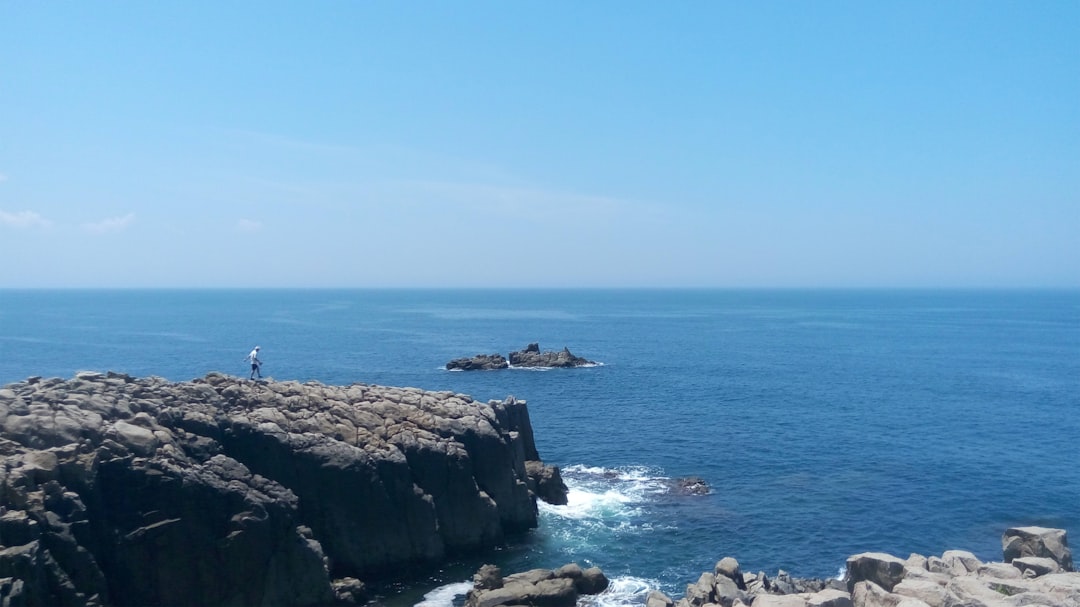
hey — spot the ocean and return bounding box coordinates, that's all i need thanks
[1,289,1077,605]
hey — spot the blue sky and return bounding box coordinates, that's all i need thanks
[1,2,1077,288]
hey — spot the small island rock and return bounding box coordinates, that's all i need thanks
[446,354,509,371]
[508,343,596,368]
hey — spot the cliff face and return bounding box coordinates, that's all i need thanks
[0,371,553,606]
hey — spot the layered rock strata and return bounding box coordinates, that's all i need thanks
[0,371,563,606]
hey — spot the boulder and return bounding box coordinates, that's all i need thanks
[1010,556,1061,577]
[526,460,570,505]
[686,572,716,606]
[474,564,504,590]
[647,590,675,607]
[805,589,853,607]
[465,563,607,607]
[1002,526,1073,572]
[712,573,743,607]
[943,576,1014,607]
[846,552,907,592]
[892,577,947,607]
[850,581,898,607]
[716,557,747,590]
[940,550,981,574]
[578,566,610,595]
[331,577,368,604]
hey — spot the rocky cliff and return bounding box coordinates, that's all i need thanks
[0,371,566,607]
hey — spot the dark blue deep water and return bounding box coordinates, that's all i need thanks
[1,289,1078,604]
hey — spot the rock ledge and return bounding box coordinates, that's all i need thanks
[0,372,561,606]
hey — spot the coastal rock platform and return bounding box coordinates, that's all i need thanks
[0,371,563,606]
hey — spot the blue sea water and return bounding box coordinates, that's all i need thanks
[1,289,1078,605]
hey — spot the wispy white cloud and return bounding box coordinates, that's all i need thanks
[0,173,8,183]
[399,180,645,223]
[82,213,135,234]
[237,218,263,232]
[0,209,52,229]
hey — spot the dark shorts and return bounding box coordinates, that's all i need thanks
[251,363,259,371]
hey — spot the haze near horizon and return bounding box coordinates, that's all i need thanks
[1,3,1077,288]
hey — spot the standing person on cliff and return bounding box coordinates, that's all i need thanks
[246,346,262,380]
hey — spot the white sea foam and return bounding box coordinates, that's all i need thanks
[540,487,640,520]
[580,576,658,607]
[506,362,605,371]
[413,581,472,607]
[539,464,670,527]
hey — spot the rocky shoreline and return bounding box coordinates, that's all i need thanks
[2,372,1076,607]
[0,372,568,606]
[464,527,1076,607]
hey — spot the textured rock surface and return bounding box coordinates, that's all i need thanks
[464,563,609,607]
[446,354,509,371]
[525,460,569,505]
[0,372,555,606]
[664,529,1080,607]
[508,343,596,368]
[1002,526,1073,572]
[449,344,597,370]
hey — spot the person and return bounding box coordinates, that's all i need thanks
[247,346,262,379]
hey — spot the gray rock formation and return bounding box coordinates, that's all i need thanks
[446,354,509,371]
[448,344,597,371]
[464,563,609,607]
[508,343,596,368]
[845,552,907,592]
[525,460,569,505]
[1003,526,1073,572]
[667,528,1080,607]
[670,476,710,496]
[0,372,558,606]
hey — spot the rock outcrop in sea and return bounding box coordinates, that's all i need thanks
[446,354,509,371]
[509,344,595,368]
[0,371,567,606]
[447,344,596,371]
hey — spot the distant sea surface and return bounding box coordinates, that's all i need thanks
[2,289,1078,605]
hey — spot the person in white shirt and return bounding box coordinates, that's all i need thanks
[247,346,262,379]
